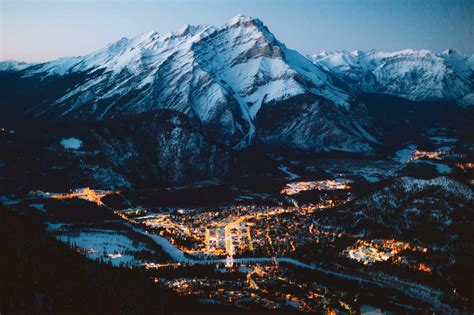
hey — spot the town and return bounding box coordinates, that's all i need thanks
[25,181,456,313]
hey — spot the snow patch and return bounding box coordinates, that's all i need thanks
[394,145,417,163]
[52,228,152,267]
[60,137,83,150]
[30,203,47,213]
[278,165,300,180]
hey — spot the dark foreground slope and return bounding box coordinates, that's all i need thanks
[0,206,270,315]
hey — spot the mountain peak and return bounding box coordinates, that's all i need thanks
[176,24,203,36]
[229,13,250,24]
[228,13,262,27]
[177,24,191,35]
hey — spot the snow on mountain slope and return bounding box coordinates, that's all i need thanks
[311,49,474,104]
[11,15,374,153]
[0,60,32,71]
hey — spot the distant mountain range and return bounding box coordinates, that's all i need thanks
[312,49,474,106]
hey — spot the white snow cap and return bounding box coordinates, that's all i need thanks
[228,13,253,25]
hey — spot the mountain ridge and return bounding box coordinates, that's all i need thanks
[0,14,375,154]
[311,48,474,105]
[2,15,473,154]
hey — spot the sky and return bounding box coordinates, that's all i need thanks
[1,0,473,63]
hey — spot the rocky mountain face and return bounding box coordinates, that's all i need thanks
[256,93,374,153]
[1,110,238,190]
[0,14,375,154]
[311,49,474,105]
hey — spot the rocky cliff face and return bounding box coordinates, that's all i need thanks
[85,110,236,187]
[256,93,374,153]
[1,110,237,189]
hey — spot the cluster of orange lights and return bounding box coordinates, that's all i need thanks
[154,264,332,313]
[49,187,117,206]
[281,180,352,196]
[455,162,474,170]
[416,263,433,273]
[345,239,431,272]
[408,150,448,162]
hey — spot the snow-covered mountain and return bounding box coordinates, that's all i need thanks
[0,60,32,71]
[311,49,474,105]
[3,15,375,153]
[5,16,472,154]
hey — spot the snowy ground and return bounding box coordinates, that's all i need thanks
[29,203,47,213]
[413,160,452,174]
[429,136,458,145]
[313,159,398,183]
[360,304,388,315]
[278,165,300,180]
[394,145,418,163]
[60,137,83,150]
[393,144,454,174]
[47,225,153,267]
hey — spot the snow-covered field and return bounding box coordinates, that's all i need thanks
[47,225,152,266]
[0,195,21,206]
[394,145,418,163]
[60,137,83,150]
[393,144,455,174]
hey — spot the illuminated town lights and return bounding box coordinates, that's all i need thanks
[44,187,117,206]
[344,239,428,266]
[281,179,352,196]
[408,150,449,162]
[416,263,433,273]
[456,162,474,170]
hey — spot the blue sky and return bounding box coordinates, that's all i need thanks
[1,0,473,62]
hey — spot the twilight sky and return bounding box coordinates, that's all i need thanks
[1,0,473,63]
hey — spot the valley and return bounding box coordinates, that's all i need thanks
[2,125,473,314]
